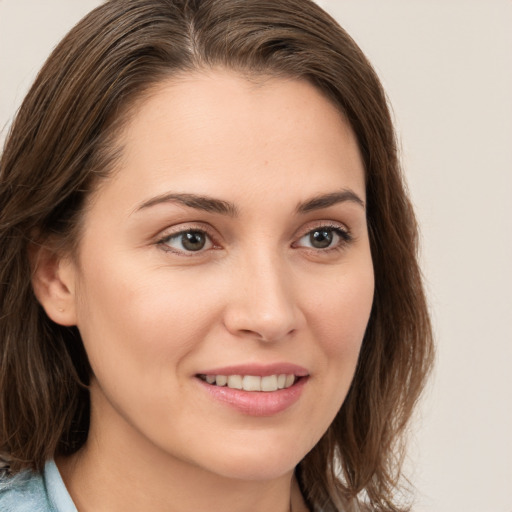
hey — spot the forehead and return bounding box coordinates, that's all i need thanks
[95,69,365,211]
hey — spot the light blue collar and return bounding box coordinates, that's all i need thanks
[44,460,78,512]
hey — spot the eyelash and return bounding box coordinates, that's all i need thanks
[293,224,353,253]
[157,225,219,256]
[156,223,352,256]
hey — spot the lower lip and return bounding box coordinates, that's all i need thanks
[197,377,308,416]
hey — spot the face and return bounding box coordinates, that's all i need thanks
[65,70,374,481]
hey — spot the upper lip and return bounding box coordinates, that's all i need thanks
[196,363,309,377]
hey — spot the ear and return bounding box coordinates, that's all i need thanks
[30,243,78,326]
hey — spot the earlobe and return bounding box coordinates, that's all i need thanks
[29,243,78,327]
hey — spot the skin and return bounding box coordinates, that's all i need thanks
[36,69,374,512]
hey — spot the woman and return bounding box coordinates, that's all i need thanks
[0,1,434,511]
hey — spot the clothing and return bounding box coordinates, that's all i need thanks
[0,460,77,512]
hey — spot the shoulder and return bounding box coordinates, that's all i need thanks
[0,468,52,512]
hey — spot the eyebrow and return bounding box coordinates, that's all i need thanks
[134,188,365,217]
[134,193,238,216]
[296,189,365,213]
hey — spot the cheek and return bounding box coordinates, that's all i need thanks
[73,264,224,434]
[308,262,374,356]
[290,262,374,447]
[308,261,374,402]
[74,258,224,374]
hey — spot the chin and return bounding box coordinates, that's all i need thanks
[209,459,299,482]
[191,436,310,482]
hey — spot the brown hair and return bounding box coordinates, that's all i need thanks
[0,1,434,510]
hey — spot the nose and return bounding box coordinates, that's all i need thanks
[222,250,304,343]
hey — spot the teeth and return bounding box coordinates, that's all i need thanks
[216,375,227,386]
[227,375,242,390]
[285,374,295,388]
[242,375,261,391]
[201,373,297,392]
[261,375,278,392]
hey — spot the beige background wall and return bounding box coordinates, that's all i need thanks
[1,1,511,511]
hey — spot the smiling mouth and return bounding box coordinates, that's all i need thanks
[197,374,300,392]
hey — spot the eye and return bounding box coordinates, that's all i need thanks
[160,229,214,253]
[295,226,351,250]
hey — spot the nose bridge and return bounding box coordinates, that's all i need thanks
[224,244,301,342]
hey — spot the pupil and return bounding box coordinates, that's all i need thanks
[311,229,333,249]
[182,231,205,251]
